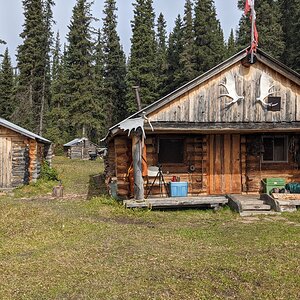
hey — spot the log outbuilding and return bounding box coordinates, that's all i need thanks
[0,118,52,190]
[63,137,99,160]
[103,48,300,208]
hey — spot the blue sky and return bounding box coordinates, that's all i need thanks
[0,0,242,65]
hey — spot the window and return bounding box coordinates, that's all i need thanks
[267,97,281,112]
[262,136,288,162]
[158,138,184,164]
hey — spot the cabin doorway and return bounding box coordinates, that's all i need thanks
[208,134,241,194]
[0,137,12,188]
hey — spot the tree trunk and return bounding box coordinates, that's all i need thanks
[132,131,144,200]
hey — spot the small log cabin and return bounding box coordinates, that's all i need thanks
[0,118,52,190]
[103,49,300,199]
[64,137,99,160]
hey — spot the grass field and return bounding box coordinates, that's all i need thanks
[1,157,300,299]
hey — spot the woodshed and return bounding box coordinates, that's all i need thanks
[0,118,52,190]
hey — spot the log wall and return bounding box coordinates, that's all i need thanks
[108,132,300,198]
[0,125,51,188]
[145,134,208,197]
[245,134,300,193]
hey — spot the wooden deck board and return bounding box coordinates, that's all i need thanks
[124,196,228,209]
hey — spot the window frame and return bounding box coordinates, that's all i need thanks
[261,135,288,163]
[157,136,185,165]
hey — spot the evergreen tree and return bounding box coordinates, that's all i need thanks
[194,0,225,74]
[165,15,185,94]
[279,0,300,72]
[178,0,196,83]
[46,34,70,144]
[65,0,100,139]
[126,0,158,113]
[0,48,14,119]
[236,0,284,59]
[93,30,106,138]
[226,28,236,58]
[102,0,128,127]
[156,12,168,97]
[15,0,53,133]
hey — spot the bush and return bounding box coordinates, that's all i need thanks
[40,161,59,181]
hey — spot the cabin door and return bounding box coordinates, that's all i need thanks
[208,134,241,195]
[0,137,12,188]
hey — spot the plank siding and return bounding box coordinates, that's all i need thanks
[149,61,300,124]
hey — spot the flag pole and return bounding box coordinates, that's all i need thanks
[250,0,255,63]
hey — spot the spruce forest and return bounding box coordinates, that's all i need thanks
[0,0,299,146]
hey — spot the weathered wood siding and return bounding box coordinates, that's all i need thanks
[208,134,242,195]
[149,61,300,123]
[0,136,12,188]
[66,140,98,160]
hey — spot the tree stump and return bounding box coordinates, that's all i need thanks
[52,185,64,198]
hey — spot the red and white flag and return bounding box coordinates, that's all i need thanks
[244,0,258,51]
[244,0,253,15]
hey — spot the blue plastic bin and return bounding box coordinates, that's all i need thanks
[169,182,188,197]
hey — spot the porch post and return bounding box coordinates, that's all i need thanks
[132,130,144,200]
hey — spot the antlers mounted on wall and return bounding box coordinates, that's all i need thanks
[219,73,244,108]
[256,73,277,108]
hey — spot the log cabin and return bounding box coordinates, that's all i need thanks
[64,137,99,160]
[103,48,300,202]
[0,117,52,190]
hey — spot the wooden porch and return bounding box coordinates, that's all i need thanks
[123,195,228,209]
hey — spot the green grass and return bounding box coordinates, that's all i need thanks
[13,156,104,198]
[1,158,300,299]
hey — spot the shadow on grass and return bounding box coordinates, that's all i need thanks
[87,174,108,200]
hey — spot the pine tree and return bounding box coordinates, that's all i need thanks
[0,48,15,119]
[156,12,168,97]
[39,0,55,135]
[93,30,106,138]
[194,0,225,74]
[226,29,236,58]
[15,0,53,133]
[178,0,196,83]
[65,0,100,139]
[236,0,284,59]
[165,15,185,94]
[46,34,70,144]
[279,0,300,72]
[126,0,158,113]
[102,0,128,127]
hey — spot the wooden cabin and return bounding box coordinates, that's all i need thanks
[64,138,99,160]
[103,49,300,200]
[0,118,52,190]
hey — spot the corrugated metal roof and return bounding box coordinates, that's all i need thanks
[63,138,88,147]
[0,117,51,144]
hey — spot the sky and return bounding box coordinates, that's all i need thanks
[0,0,242,66]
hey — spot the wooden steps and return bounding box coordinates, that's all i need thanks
[270,193,300,212]
[227,194,275,216]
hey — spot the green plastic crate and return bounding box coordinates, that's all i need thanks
[263,178,286,194]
